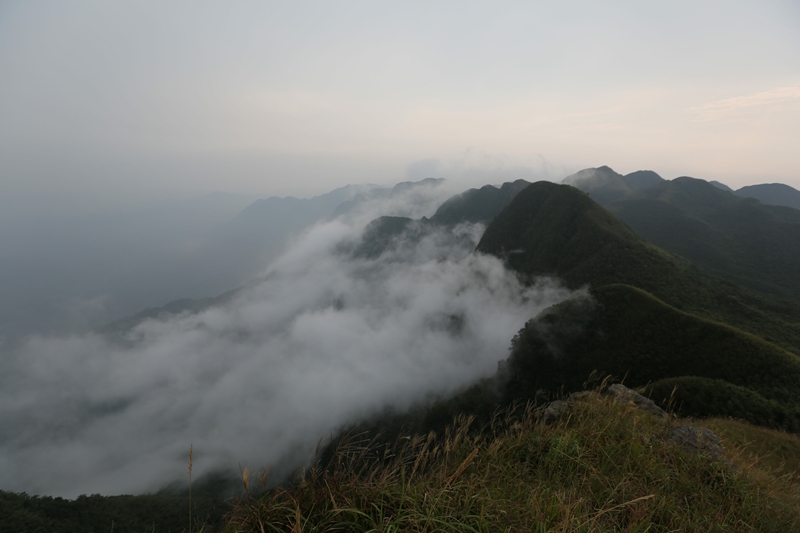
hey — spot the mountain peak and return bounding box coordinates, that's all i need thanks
[736,183,800,210]
[623,170,664,190]
[562,166,622,186]
[561,166,630,205]
[430,179,530,225]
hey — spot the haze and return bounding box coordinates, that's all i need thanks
[2,0,799,215]
[0,184,576,497]
[1,0,800,497]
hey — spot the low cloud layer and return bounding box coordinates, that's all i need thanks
[0,189,573,497]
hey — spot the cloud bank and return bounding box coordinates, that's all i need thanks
[0,189,573,497]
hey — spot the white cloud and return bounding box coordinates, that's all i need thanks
[689,86,800,121]
[0,188,574,497]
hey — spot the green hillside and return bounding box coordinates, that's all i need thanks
[476,181,800,355]
[430,179,530,225]
[736,182,800,210]
[506,284,800,430]
[644,376,799,429]
[606,177,800,303]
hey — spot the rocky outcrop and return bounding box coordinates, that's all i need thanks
[605,384,669,423]
[544,384,668,424]
[660,425,728,465]
[541,384,731,466]
[541,400,569,424]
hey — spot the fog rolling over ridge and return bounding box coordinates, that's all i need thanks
[0,185,574,498]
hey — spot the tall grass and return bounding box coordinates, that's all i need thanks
[189,443,193,533]
[223,397,800,532]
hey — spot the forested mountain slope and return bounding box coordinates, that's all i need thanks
[429,179,530,225]
[736,182,800,210]
[606,177,800,303]
[476,181,800,354]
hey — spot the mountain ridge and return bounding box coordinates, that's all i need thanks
[736,182,800,210]
[606,177,800,303]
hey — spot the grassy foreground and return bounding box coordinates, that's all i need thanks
[224,397,800,532]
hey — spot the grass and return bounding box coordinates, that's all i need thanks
[223,396,800,532]
[699,417,800,481]
[502,284,800,432]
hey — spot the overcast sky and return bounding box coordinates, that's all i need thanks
[1,1,799,212]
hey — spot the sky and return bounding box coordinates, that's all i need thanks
[1,1,799,214]
[1,1,799,497]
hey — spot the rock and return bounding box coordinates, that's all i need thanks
[606,383,669,423]
[542,400,569,424]
[568,391,599,402]
[661,425,728,464]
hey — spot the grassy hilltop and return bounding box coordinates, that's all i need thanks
[224,397,800,532]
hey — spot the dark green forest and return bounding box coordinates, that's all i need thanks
[0,490,228,533]
[606,177,800,303]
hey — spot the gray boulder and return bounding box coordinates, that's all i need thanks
[661,425,728,464]
[541,400,569,424]
[606,384,669,423]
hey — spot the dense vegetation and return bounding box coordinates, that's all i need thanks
[645,376,800,430]
[0,490,228,533]
[469,180,800,433]
[476,180,800,355]
[362,283,800,438]
[606,177,800,303]
[429,179,530,225]
[736,182,800,210]
[505,284,800,430]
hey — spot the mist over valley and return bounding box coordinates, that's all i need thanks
[0,179,575,497]
[3,2,800,530]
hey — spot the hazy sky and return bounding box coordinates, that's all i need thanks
[1,1,799,211]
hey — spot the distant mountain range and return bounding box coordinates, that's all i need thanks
[312,170,800,442]
[429,179,531,225]
[104,167,800,434]
[106,178,530,329]
[563,165,800,210]
[560,166,655,205]
[559,167,800,303]
[477,179,800,406]
[606,177,800,302]
[735,183,800,210]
